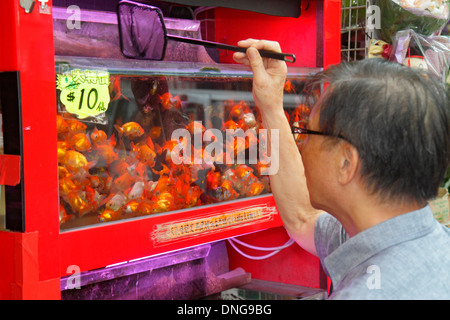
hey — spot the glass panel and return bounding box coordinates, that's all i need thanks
[56,57,318,231]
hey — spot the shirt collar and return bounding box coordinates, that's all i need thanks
[323,206,436,290]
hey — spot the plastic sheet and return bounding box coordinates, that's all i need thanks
[374,0,450,43]
[389,29,450,83]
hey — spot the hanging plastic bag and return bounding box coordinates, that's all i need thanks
[389,29,450,83]
[374,0,450,43]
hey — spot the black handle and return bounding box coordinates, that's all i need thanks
[167,34,296,63]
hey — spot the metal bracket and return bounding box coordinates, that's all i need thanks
[19,0,35,13]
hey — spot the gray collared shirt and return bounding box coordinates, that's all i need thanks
[315,206,450,299]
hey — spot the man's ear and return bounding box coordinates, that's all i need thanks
[337,143,359,185]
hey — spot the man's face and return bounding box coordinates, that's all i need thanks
[300,104,338,212]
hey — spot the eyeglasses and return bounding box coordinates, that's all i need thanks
[292,126,350,145]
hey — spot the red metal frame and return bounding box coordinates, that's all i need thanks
[0,0,340,299]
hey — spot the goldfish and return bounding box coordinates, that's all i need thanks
[122,199,141,215]
[246,181,265,197]
[98,208,121,222]
[66,117,87,134]
[206,170,221,190]
[59,204,73,226]
[126,181,145,199]
[137,200,154,216]
[112,172,135,193]
[114,121,144,140]
[145,135,156,151]
[57,141,68,163]
[238,113,257,131]
[159,92,181,110]
[221,168,238,184]
[57,115,69,135]
[229,104,244,121]
[131,142,156,167]
[105,192,127,212]
[67,133,91,152]
[216,180,239,201]
[149,126,162,140]
[222,120,239,131]
[94,144,119,164]
[235,164,253,182]
[58,165,70,178]
[110,76,130,101]
[185,185,203,207]
[284,80,296,93]
[90,128,108,145]
[151,192,175,213]
[256,161,270,176]
[59,175,79,196]
[108,159,130,177]
[62,150,89,172]
[159,139,182,163]
[186,121,205,135]
[65,191,92,216]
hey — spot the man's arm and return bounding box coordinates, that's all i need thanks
[233,39,323,256]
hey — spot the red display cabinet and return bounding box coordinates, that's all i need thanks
[0,0,340,299]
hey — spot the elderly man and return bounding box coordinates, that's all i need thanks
[233,39,450,299]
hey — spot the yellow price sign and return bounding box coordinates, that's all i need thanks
[57,69,111,119]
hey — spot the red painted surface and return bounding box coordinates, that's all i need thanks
[214,3,318,68]
[0,0,340,299]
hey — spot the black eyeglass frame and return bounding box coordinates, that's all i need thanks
[292,126,350,144]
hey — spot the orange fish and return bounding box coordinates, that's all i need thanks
[206,170,221,190]
[59,175,79,196]
[238,113,257,131]
[59,204,73,226]
[284,80,296,93]
[110,76,130,102]
[98,208,121,222]
[222,120,239,131]
[66,117,87,134]
[58,165,70,178]
[67,132,91,152]
[104,192,127,211]
[229,104,244,121]
[57,115,69,135]
[112,172,135,193]
[94,144,119,165]
[122,199,141,215]
[216,180,239,201]
[159,92,181,110]
[186,121,205,135]
[149,126,162,140]
[57,141,68,163]
[131,142,156,167]
[246,181,265,197]
[235,164,254,181]
[108,159,130,178]
[90,128,108,145]
[65,191,92,216]
[185,185,203,207]
[221,168,238,184]
[114,121,144,140]
[158,139,183,163]
[137,200,154,216]
[62,150,89,172]
[152,192,175,213]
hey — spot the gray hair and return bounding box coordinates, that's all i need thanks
[308,58,450,203]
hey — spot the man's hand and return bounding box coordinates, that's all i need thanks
[233,39,287,115]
